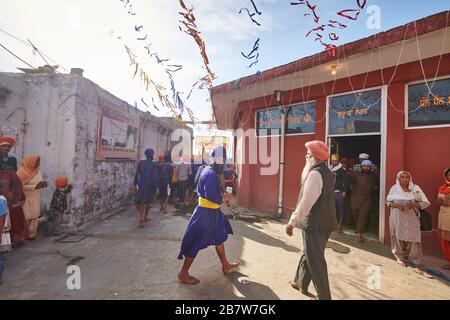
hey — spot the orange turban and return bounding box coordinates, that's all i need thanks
[17,154,40,184]
[55,176,69,188]
[0,136,15,146]
[305,140,330,161]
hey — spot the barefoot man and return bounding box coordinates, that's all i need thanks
[177,146,239,285]
[286,140,337,300]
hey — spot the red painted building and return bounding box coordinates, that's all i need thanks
[211,11,450,248]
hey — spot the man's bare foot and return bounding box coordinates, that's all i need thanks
[357,234,365,243]
[223,260,240,274]
[289,281,299,291]
[396,259,407,267]
[138,220,145,228]
[415,264,425,271]
[289,281,315,297]
[178,272,200,285]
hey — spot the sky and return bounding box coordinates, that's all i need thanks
[1,0,449,140]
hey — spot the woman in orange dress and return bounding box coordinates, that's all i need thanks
[17,155,48,239]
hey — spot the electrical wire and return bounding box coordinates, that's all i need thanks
[0,42,36,69]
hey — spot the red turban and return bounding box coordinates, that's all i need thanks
[305,140,330,161]
[0,136,15,146]
[55,176,69,188]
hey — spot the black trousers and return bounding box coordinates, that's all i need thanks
[293,230,332,300]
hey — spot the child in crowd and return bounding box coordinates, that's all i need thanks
[0,184,12,285]
[44,177,73,236]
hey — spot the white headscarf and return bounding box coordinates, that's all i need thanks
[359,153,370,160]
[386,171,429,204]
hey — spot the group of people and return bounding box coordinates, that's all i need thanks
[172,141,449,301]
[0,137,73,285]
[132,146,239,285]
[2,135,448,297]
[133,148,237,227]
[289,142,450,299]
[329,153,379,242]
[329,151,450,271]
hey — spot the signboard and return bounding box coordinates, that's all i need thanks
[96,102,140,161]
[255,102,316,136]
[329,89,382,135]
[194,136,230,157]
[408,78,450,128]
[1,126,18,135]
[286,102,316,135]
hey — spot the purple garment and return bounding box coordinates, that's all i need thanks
[133,159,158,204]
[335,192,345,221]
[158,162,173,199]
[178,166,233,259]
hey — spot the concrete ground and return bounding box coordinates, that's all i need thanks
[0,203,449,300]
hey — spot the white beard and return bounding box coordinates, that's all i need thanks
[301,156,317,184]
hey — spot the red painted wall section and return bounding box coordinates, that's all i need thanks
[235,103,253,209]
[314,96,327,142]
[385,81,406,244]
[282,135,313,215]
[404,127,450,252]
[250,138,279,213]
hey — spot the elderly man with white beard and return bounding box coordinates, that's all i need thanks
[286,140,337,300]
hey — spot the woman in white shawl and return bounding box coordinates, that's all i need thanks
[386,171,430,269]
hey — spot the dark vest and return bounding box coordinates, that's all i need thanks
[299,163,337,234]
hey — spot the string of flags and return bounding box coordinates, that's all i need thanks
[239,0,262,26]
[240,0,262,68]
[291,0,368,57]
[117,0,197,124]
[241,38,260,69]
[178,0,216,90]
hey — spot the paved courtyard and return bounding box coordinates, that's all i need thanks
[0,204,449,300]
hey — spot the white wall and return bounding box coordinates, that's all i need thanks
[1,72,183,227]
[0,73,77,209]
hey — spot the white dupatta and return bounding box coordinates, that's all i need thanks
[386,173,429,207]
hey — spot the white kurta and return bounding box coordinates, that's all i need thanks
[386,184,430,243]
[289,171,323,227]
[438,193,450,240]
[23,170,43,220]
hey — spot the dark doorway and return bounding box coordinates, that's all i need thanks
[329,135,381,237]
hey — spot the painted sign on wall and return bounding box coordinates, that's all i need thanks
[194,136,230,157]
[256,102,316,136]
[96,102,140,161]
[408,78,450,128]
[329,89,382,135]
